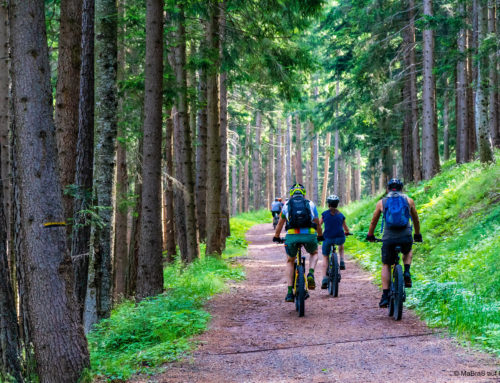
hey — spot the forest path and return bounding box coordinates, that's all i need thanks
[133,224,498,383]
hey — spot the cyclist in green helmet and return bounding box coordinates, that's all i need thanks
[273,183,323,302]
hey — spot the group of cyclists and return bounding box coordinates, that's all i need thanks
[272,178,422,308]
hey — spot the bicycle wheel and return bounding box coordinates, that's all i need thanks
[388,278,395,317]
[328,253,339,297]
[296,264,305,317]
[294,263,299,312]
[393,264,404,320]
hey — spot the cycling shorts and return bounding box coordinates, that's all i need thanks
[381,236,412,265]
[285,234,318,258]
[322,237,345,256]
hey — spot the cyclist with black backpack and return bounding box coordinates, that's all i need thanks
[273,183,323,302]
[366,178,422,308]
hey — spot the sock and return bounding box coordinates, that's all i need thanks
[309,268,314,275]
[383,289,389,296]
[404,264,411,273]
[288,286,293,294]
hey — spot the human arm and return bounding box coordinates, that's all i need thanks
[274,216,286,239]
[342,219,350,235]
[367,200,383,237]
[408,198,420,234]
[314,217,323,236]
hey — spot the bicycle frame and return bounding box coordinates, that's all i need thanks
[293,245,308,293]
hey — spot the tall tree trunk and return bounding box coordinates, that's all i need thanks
[421,0,440,180]
[354,150,361,200]
[285,115,292,190]
[275,119,283,198]
[443,79,450,161]
[125,151,142,298]
[205,0,222,255]
[0,146,22,382]
[237,142,243,213]
[243,123,250,212]
[338,156,346,204]
[294,114,303,184]
[9,0,90,379]
[402,5,414,182]
[467,11,477,159]
[333,80,340,195]
[71,0,94,317]
[0,1,10,270]
[252,111,262,209]
[231,140,237,216]
[311,125,319,203]
[408,0,421,181]
[84,0,118,331]
[475,0,495,163]
[55,0,82,226]
[219,1,230,242]
[136,0,164,299]
[345,162,351,205]
[487,0,499,147]
[164,114,176,260]
[113,0,128,300]
[321,132,331,206]
[172,106,189,260]
[195,68,207,241]
[457,1,469,163]
[173,4,198,262]
[268,122,275,206]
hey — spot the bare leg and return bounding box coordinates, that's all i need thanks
[286,256,295,286]
[381,264,391,289]
[309,251,318,270]
[403,250,413,265]
[323,255,329,277]
[339,244,345,261]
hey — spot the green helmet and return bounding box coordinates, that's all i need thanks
[289,183,306,196]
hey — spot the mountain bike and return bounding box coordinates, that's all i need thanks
[272,212,279,229]
[293,243,308,317]
[327,246,340,297]
[374,238,405,321]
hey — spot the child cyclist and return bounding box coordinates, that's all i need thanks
[320,195,350,289]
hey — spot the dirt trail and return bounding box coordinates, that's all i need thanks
[133,224,499,383]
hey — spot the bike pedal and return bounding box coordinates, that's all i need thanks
[305,291,310,300]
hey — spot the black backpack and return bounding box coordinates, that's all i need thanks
[287,195,312,229]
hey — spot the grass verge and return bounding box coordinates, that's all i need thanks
[88,210,271,381]
[342,157,500,356]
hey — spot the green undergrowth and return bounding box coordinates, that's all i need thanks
[88,210,270,381]
[343,155,500,356]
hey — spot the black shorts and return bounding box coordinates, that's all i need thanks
[381,236,413,265]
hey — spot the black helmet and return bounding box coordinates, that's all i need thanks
[274,198,279,201]
[387,178,403,191]
[327,194,340,207]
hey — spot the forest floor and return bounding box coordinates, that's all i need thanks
[130,224,499,383]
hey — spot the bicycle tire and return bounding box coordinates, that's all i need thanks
[331,253,340,297]
[296,264,305,317]
[393,264,404,320]
[388,278,395,317]
[294,263,299,312]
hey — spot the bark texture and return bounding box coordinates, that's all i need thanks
[475,0,495,163]
[113,0,128,300]
[421,0,440,180]
[164,114,176,260]
[294,114,303,184]
[456,2,469,164]
[243,124,250,212]
[321,132,331,206]
[205,0,222,255]
[285,115,292,190]
[487,1,498,148]
[219,1,230,242]
[252,111,262,209]
[84,0,118,331]
[136,0,164,299]
[173,5,199,262]
[71,0,94,316]
[10,0,90,379]
[195,68,207,240]
[55,0,82,225]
